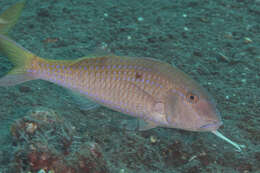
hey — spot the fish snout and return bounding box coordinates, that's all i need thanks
[199,120,222,131]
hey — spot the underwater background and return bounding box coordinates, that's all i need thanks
[0,0,259,172]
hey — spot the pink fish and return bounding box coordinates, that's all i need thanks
[0,1,245,151]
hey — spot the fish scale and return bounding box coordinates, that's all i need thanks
[28,56,166,120]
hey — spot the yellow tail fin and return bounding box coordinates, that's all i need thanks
[0,1,36,86]
[0,34,36,86]
[0,1,26,35]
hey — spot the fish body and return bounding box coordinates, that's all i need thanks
[0,34,222,132]
[30,56,167,124]
[0,1,246,151]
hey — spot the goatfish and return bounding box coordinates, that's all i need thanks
[0,1,245,151]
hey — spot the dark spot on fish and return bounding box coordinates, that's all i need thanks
[135,72,142,79]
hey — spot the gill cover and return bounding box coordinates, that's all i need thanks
[165,90,179,126]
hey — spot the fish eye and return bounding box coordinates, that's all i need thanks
[186,92,199,104]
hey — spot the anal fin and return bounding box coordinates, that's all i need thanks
[115,118,158,131]
[138,119,158,131]
[0,73,35,86]
[67,89,100,111]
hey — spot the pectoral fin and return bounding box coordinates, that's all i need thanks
[118,118,139,131]
[165,89,179,124]
[0,73,35,86]
[116,118,158,131]
[138,119,158,131]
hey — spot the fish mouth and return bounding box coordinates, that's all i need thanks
[199,121,222,130]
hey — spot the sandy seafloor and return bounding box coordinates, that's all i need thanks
[0,0,259,173]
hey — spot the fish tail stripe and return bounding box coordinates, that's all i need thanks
[0,34,37,74]
[0,34,41,86]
